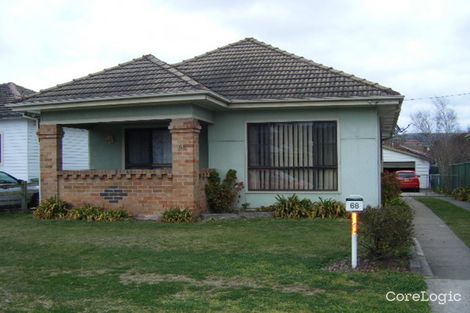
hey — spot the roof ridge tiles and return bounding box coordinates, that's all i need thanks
[19,54,213,103]
[245,38,399,95]
[173,37,252,66]
[143,55,207,90]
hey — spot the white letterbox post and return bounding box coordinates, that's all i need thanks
[346,195,364,269]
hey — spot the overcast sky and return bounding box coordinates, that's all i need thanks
[1,0,469,130]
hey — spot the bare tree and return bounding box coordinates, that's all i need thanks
[410,98,460,175]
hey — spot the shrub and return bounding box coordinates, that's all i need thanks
[452,187,470,201]
[205,169,244,213]
[33,199,129,222]
[272,194,313,219]
[66,205,129,222]
[33,197,70,219]
[272,195,346,219]
[312,198,347,219]
[161,208,193,223]
[361,204,414,259]
[382,172,401,205]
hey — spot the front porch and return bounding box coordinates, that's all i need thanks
[38,118,210,216]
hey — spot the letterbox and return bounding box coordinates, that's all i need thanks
[346,195,364,212]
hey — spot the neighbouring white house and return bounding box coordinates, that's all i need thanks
[383,145,431,189]
[0,82,89,181]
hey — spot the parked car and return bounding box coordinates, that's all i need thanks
[396,170,420,192]
[0,171,39,208]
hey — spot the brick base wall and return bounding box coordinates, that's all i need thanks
[57,169,210,216]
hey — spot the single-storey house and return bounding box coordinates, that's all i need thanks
[0,82,90,181]
[383,145,431,188]
[10,38,403,216]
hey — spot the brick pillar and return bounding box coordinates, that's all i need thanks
[37,124,63,201]
[169,118,204,213]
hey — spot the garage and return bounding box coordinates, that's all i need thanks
[382,146,431,189]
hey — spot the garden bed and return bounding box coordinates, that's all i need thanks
[200,211,273,221]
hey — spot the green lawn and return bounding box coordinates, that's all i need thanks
[0,214,429,313]
[416,197,470,248]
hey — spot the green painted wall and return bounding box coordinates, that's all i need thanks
[89,124,123,170]
[41,103,214,125]
[207,107,381,207]
[88,121,172,170]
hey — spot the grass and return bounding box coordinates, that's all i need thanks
[0,214,430,313]
[415,197,470,248]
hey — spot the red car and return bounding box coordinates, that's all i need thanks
[396,170,420,192]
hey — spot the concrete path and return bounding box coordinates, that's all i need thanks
[405,197,470,313]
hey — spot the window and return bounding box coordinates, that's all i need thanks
[125,128,172,169]
[247,121,338,191]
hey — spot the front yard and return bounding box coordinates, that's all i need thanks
[0,214,429,312]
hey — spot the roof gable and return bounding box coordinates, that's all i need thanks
[383,145,431,161]
[20,55,209,105]
[174,38,401,101]
[0,82,35,118]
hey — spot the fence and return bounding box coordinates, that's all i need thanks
[430,162,470,192]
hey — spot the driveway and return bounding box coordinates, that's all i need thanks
[405,197,470,313]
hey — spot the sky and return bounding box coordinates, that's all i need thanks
[1,0,469,130]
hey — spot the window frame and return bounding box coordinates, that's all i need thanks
[124,127,172,169]
[245,119,341,193]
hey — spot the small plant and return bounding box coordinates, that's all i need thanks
[205,169,244,213]
[273,195,346,219]
[66,205,129,222]
[161,208,193,223]
[33,197,70,219]
[311,197,347,219]
[452,187,470,201]
[361,204,414,260]
[34,199,129,222]
[240,202,250,211]
[272,194,313,219]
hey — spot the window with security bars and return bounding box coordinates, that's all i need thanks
[247,121,338,191]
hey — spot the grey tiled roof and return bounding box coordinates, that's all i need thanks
[0,83,35,118]
[175,38,400,101]
[17,38,401,106]
[20,55,209,104]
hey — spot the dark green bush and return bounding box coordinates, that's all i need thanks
[161,208,193,223]
[33,197,70,219]
[382,172,401,205]
[361,204,414,259]
[452,187,470,201]
[205,169,244,213]
[66,205,129,222]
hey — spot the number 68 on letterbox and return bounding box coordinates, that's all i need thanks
[345,196,364,212]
